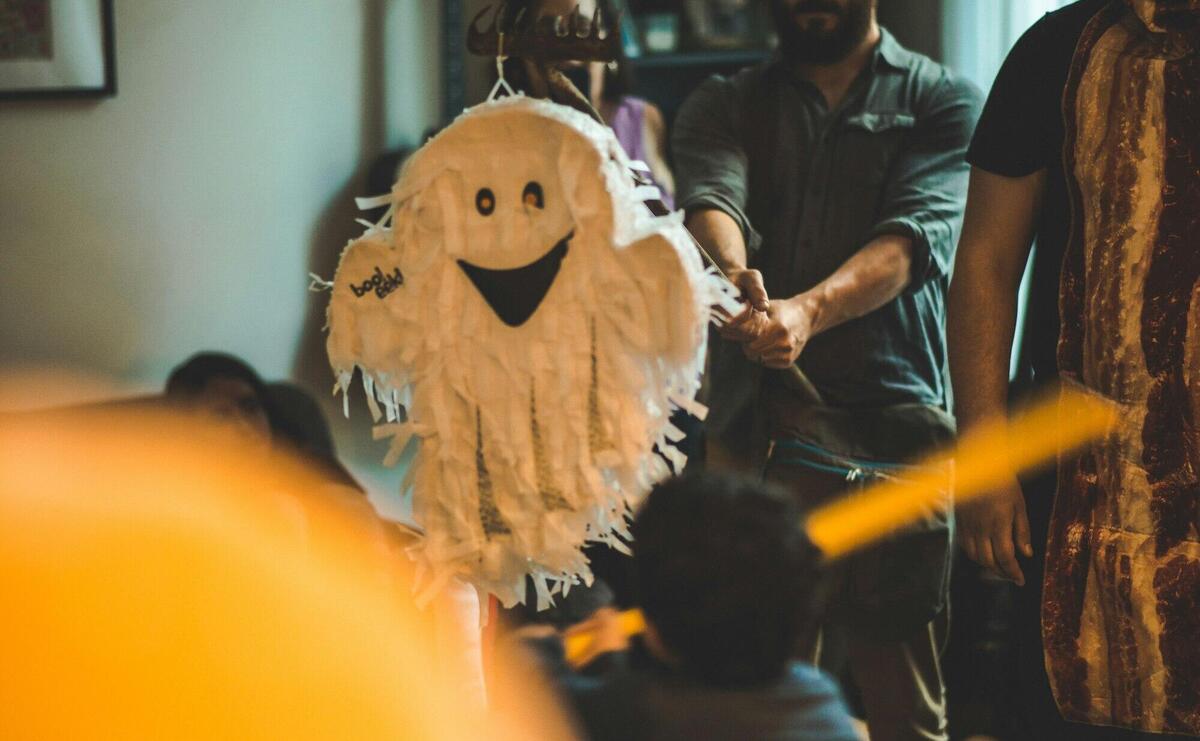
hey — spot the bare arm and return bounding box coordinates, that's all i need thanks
[747,76,981,369]
[745,235,914,368]
[949,167,1045,584]
[672,78,769,338]
[684,208,752,290]
[686,208,769,340]
[798,234,914,335]
[950,168,1043,433]
[673,77,764,311]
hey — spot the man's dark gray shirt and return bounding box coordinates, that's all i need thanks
[673,29,982,453]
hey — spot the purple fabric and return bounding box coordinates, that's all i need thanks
[609,96,674,210]
[610,96,648,162]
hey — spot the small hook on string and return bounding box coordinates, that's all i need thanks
[487,28,519,101]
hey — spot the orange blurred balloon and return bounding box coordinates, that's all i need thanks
[0,406,574,741]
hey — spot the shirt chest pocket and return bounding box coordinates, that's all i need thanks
[834,112,916,197]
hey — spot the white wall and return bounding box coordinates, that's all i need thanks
[0,0,440,511]
[941,0,1075,91]
[0,0,439,384]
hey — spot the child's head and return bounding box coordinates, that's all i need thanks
[633,471,824,687]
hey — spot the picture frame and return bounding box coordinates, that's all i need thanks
[0,0,116,100]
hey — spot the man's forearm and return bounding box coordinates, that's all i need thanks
[684,207,749,273]
[947,259,1017,430]
[947,169,1044,430]
[788,234,914,337]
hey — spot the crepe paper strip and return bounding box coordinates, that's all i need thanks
[604,535,633,556]
[355,193,392,210]
[352,207,395,236]
[564,608,647,668]
[308,273,334,292]
[360,375,403,424]
[352,195,397,235]
[534,574,554,612]
[374,422,424,468]
[701,266,745,322]
[631,185,662,202]
[668,392,708,422]
[659,444,687,473]
[371,205,395,234]
[362,375,383,423]
[662,422,686,443]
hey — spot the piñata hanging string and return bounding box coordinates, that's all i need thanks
[487,30,518,102]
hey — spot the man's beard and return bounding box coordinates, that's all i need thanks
[772,0,874,65]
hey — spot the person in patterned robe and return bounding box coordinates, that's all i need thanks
[950,0,1200,736]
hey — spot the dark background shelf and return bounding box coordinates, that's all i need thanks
[631,48,768,125]
[633,49,769,70]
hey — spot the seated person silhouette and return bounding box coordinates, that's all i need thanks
[523,471,858,741]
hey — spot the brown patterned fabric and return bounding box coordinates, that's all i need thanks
[1048,1,1200,733]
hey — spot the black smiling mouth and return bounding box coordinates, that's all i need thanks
[457,232,572,327]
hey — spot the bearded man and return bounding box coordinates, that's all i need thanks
[672,2,981,739]
[951,0,1200,737]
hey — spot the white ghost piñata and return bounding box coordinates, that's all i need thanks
[325,96,736,608]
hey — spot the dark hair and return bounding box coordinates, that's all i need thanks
[632,472,824,687]
[265,382,336,459]
[497,0,634,103]
[165,352,269,401]
[266,382,363,491]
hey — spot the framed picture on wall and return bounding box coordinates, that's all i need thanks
[0,0,115,99]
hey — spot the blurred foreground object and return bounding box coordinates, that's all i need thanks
[0,406,573,740]
[805,387,1115,559]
